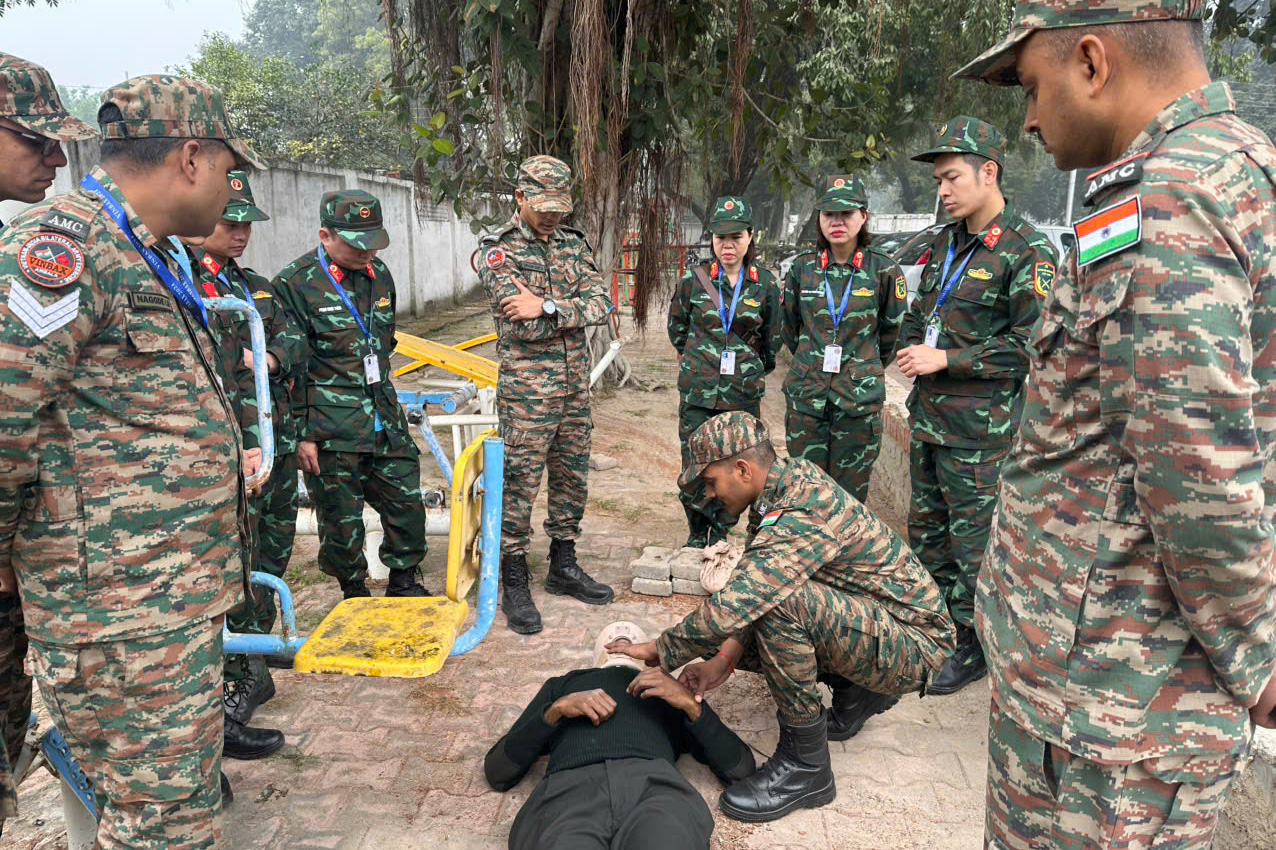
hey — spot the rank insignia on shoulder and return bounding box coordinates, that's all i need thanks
[748,266,759,282]
[9,281,79,339]
[1074,197,1141,268]
[895,275,907,300]
[39,211,89,241]
[758,509,784,528]
[967,268,993,281]
[18,234,84,288]
[366,264,376,279]
[486,248,506,270]
[1033,262,1054,297]
[253,290,272,299]
[984,225,1003,250]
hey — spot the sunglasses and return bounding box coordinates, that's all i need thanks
[0,124,61,158]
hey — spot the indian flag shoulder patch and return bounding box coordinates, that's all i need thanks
[1074,196,1141,268]
[758,509,784,528]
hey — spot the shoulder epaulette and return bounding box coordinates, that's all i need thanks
[559,225,594,253]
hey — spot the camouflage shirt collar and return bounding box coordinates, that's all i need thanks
[954,200,1015,247]
[1122,82,1235,162]
[511,211,563,245]
[752,458,791,516]
[86,165,161,250]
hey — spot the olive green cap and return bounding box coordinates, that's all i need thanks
[679,411,770,487]
[816,175,867,212]
[98,74,265,170]
[222,170,269,223]
[319,189,389,251]
[709,196,752,235]
[0,52,96,140]
[954,0,1205,86]
[912,116,1008,167]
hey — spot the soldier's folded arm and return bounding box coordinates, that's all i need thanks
[483,676,565,791]
[656,516,840,669]
[1129,176,1276,707]
[548,253,613,329]
[482,265,556,342]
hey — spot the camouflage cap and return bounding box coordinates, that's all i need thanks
[816,175,867,212]
[911,116,1008,166]
[954,0,1205,85]
[709,196,753,235]
[98,74,265,169]
[0,52,96,141]
[517,154,573,213]
[679,411,770,487]
[319,189,389,251]
[222,170,269,223]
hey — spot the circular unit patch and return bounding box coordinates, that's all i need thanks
[724,201,735,210]
[834,178,845,188]
[486,248,506,269]
[18,233,84,289]
[230,178,244,191]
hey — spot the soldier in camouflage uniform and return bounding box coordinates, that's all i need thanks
[781,175,906,503]
[275,190,429,600]
[611,412,955,822]
[958,2,1276,846]
[478,155,616,635]
[669,196,780,548]
[895,117,1056,695]
[0,74,262,847]
[176,171,294,757]
[0,50,95,837]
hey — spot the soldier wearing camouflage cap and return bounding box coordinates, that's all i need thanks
[478,154,616,635]
[173,170,300,756]
[609,410,955,822]
[0,73,261,845]
[669,195,780,549]
[273,189,429,601]
[0,50,97,835]
[894,115,1057,696]
[780,175,906,505]
[955,3,1276,847]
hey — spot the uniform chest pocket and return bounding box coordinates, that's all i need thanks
[115,311,200,415]
[944,282,1001,338]
[313,313,361,352]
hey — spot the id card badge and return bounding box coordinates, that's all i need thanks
[720,350,736,375]
[822,344,842,373]
[924,320,940,348]
[363,352,381,384]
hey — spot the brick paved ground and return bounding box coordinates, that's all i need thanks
[7,301,992,849]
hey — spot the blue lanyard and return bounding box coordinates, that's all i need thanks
[930,238,977,318]
[218,266,255,305]
[822,263,856,331]
[83,174,208,328]
[316,245,372,345]
[716,266,746,336]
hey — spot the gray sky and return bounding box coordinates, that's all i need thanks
[1,0,248,90]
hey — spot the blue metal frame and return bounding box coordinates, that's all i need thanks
[35,717,98,818]
[397,390,456,487]
[223,572,307,655]
[451,436,504,656]
[205,295,275,488]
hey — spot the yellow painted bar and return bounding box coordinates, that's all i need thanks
[392,331,499,386]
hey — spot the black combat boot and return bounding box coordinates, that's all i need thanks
[820,673,899,741]
[927,626,987,696]
[545,539,614,604]
[223,715,285,760]
[719,710,836,822]
[684,507,711,549]
[220,771,233,807]
[385,568,429,597]
[501,554,543,635]
[223,658,276,724]
[338,577,371,599]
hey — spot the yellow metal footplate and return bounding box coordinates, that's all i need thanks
[293,597,470,677]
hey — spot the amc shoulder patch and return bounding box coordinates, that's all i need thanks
[1033,262,1055,297]
[39,210,89,242]
[758,508,784,528]
[1083,152,1148,207]
[18,234,84,289]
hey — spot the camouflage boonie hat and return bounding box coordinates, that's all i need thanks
[517,155,573,213]
[816,175,867,212]
[0,52,95,140]
[912,116,1008,166]
[98,74,265,169]
[320,189,389,251]
[222,170,269,222]
[679,411,771,487]
[955,0,1205,85]
[709,196,752,235]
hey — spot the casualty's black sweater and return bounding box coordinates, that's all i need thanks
[483,666,755,791]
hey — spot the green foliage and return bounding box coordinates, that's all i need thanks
[55,85,101,126]
[0,0,57,15]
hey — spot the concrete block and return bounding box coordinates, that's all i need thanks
[641,546,676,560]
[631,558,671,581]
[631,577,672,597]
[589,454,619,471]
[669,547,704,581]
[672,578,709,596]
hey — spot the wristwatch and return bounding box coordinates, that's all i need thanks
[542,299,558,316]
